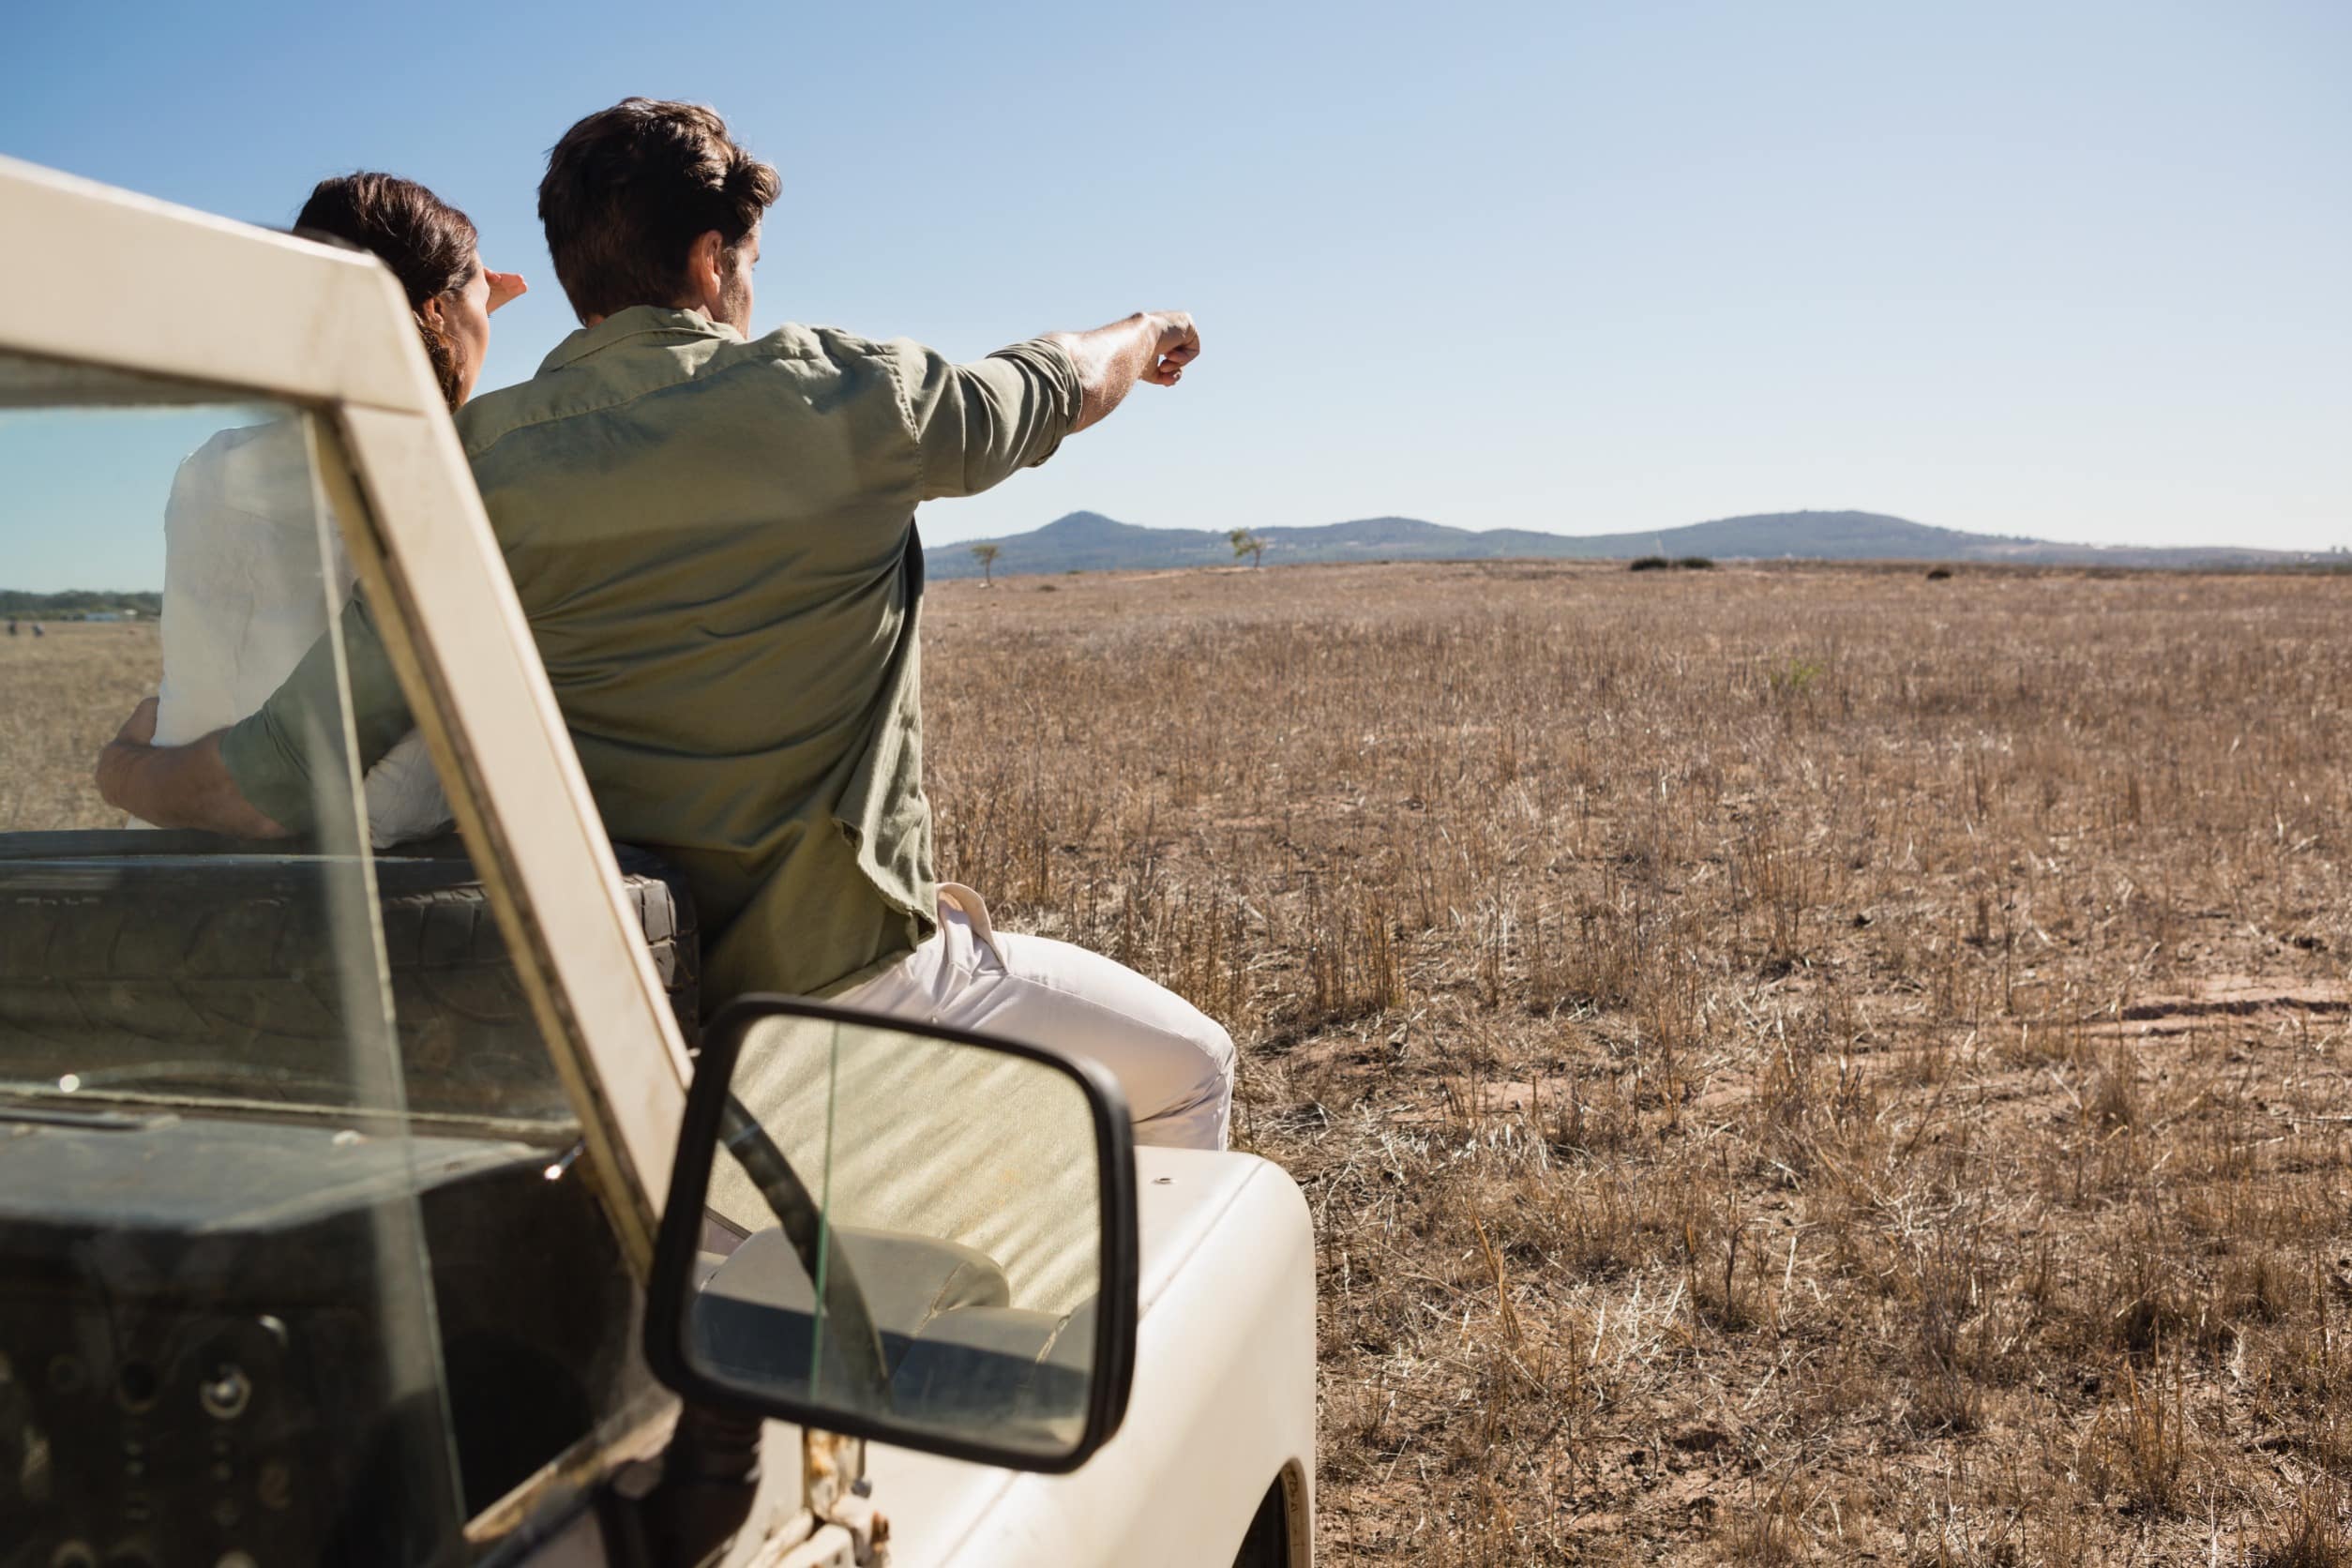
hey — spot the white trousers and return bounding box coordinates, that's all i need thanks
[833,884,1237,1152]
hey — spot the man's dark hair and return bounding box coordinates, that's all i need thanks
[539,98,780,323]
[295,173,479,407]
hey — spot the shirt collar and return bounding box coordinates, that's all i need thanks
[538,305,743,374]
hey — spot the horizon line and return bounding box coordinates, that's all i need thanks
[935,507,2347,559]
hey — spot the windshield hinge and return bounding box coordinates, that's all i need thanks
[804,1429,889,1565]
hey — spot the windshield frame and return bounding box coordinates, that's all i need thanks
[0,156,687,1273]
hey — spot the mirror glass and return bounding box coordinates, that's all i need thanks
[685,1011,1106,1459]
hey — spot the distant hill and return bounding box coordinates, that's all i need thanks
[928,510,2337,580]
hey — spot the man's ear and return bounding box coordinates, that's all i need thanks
[684,230,727,313]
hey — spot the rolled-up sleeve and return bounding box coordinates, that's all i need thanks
[219,594,414,832]
[892,337,1082,502]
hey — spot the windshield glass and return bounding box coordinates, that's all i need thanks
[0,363,577,1134]
[0,356,480,1563]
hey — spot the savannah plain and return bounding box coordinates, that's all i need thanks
[9,560,2352,1564]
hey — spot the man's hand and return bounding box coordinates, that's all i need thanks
[1048,311,1204,431]
[95,698,291,839]
[1142,311,1200,386]
[93,697,161,807]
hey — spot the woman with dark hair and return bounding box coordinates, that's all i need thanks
[140,173,524,844]
[294,172,527,406]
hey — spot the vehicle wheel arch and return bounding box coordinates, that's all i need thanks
[1232,1459,1312,1568]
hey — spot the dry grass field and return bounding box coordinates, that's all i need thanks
[922,561,2352,1565]
[8,563,2351,1563]
[0,621,161,829]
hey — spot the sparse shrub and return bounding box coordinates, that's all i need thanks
[1628,554,1670,571]
[2088,1064,2139,1131]
[1676,555,1716,569]
[1906,1223,1994,1433]
[2076,1354,2198,1515]
[2253,1496,2352,1568]
[1716,1480,1805,1564]
[1765,656,1827,698]
[1926,565,1954,580]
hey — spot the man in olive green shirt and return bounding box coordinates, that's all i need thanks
[97,98,1234,1149]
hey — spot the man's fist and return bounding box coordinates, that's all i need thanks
[1048,310,1205,430]
[1145,311,1200,386]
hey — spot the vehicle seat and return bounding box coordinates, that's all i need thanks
[0,828,700,1123]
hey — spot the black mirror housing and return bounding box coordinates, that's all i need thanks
[644,996,1139,1473]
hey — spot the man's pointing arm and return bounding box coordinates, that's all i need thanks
[897,312,1202,502]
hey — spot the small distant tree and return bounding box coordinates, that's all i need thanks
[970,542,1002,586]
[1228,528,1266,568]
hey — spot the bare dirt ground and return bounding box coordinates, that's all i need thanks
[10,563,2351,1563]
[921,561,2352,1565]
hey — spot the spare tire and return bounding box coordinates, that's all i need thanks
[0,830,698,1124]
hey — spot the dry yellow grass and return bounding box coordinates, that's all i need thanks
[9,563,2352,1562]
[0,620,158,828]
[922,560,2352,1565]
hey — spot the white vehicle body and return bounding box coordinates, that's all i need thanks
[0,156,1314,1568]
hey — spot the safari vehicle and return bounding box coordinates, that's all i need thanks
[0,157,1315,1567]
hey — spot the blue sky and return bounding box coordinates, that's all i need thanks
[3,0,2346,588]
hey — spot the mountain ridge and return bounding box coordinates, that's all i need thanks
[928,509,2337,579]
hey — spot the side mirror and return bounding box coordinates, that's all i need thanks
[645,997,1138,1471]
